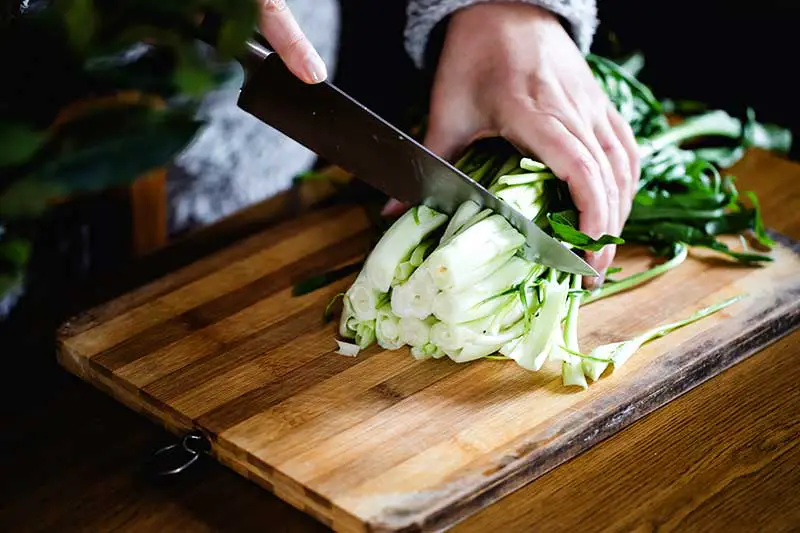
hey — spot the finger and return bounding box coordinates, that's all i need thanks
[423,103,480,161]
[608,106,641,203]
[259,0,327,84]
[381,198,410,217]
[561,107,621,280]
[595,118,633,233]
[553,83,621,243]
[503,115,611,286]
[423,126,469,162]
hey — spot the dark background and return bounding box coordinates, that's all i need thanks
[332,0,799,160]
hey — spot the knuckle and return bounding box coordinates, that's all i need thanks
[570,154,599,183]
[263,0,288,13]
[284,31,307,56]
[606,185,620,208]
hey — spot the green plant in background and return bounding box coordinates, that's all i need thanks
[0,0,258,306]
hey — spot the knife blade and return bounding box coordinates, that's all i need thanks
[233,41,597,277]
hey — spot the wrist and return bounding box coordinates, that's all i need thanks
[451,2,562,29]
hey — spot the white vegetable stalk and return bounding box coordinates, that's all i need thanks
[494,182,547,221]
[432,256,532,323]
[345,270,385,321]
[411,343,443,360]
[520,157,547,172]
[390,264,438,319]
[375,305,404,350]
[363,205,447,293]
[335,340,360,357]
[447,341,507,363]
[495,172,554,187]
[399,315,438,347]
[582,294,744,381]
[338,296,357,339]
[392,237,436,286]
[426,214,525,291]
[505,272,570,371]
[430,322,473,352]
[560,274,588,389]
[441,200,481,243]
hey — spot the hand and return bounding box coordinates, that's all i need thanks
[387,3,639,286]
[257,0,327,83]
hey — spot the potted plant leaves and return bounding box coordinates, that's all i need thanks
[0,0,258,318]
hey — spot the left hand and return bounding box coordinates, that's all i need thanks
[383,3,639,286]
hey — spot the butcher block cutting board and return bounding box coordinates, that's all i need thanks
[57,200,800,532]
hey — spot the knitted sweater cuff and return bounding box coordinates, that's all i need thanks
[404,0,598,69]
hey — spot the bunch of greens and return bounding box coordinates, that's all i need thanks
[0,0,258,307]
[591,53,790,265]
[332,53,791,388]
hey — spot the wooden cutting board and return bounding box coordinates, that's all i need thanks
[57,200,800,532]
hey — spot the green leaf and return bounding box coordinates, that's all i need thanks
[0,238,32,268]
[0,273,24,304]
[0,179,66,218]
[216,3,258,59]
[744,191,775,248]
[547,211,624,251]
[692,146,745,169]
[174,45,217,96]
[703,210,754,236]
[57,0,96,52]
[292,261,364,297]
[37,105,203,195]
[742,108,792,154]
[323,293,346,322]
[622,221,772,263]
[0,122,47,168]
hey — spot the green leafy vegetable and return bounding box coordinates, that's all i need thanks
[582,294,745,381]
[547,211,625,251]
[584,243,688,305]
[292,261,364,297]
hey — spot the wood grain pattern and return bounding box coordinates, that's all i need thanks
[56,154,800,532]
[130,167,168,257]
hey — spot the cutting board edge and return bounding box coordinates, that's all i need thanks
[57,343,195,434]
[363,285,800,533]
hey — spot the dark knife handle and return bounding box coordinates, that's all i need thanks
[195,11,272,76]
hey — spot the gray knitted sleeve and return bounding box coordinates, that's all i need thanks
[405,0,598,69]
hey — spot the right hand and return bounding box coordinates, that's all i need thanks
[257,0,327,84]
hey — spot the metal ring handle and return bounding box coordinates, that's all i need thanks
[148,430,210,477]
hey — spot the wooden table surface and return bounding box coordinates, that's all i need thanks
[2,149,799,533]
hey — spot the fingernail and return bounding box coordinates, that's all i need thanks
[303,52,327,84]
[381,199,406,216]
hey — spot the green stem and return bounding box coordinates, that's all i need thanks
[639,110,742,159]
[583,243,688,305]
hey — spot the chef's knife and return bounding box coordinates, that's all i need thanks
[211,32,598,277]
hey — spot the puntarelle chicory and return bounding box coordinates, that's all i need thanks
[331,52,791,388]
